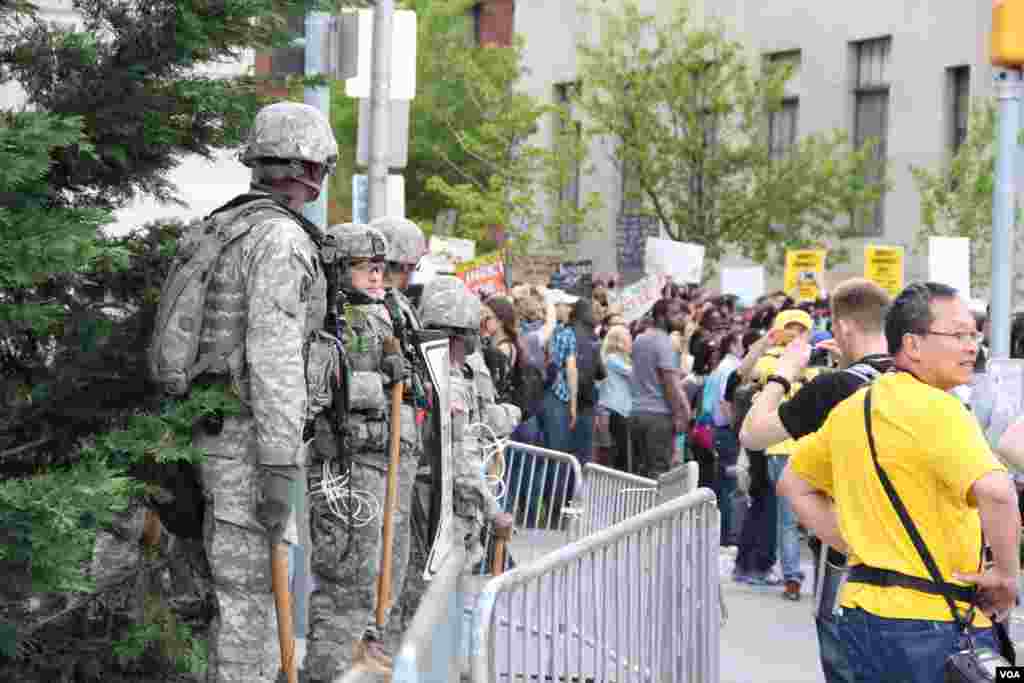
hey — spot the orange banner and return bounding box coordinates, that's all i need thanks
[456,252,507,298]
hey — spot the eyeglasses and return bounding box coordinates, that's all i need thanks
[387,262,415,275]
[351,260,385,275]
[919,329,984,346]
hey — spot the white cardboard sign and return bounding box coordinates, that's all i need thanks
[645,237,704,284]
[721,267,765,306]
[928,236,971,300]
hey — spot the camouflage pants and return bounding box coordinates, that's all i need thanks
[202,517,285,683]
[389,476,433,641]
[304,444,418,682]
[196,417,304,683]
[455,511,487,573]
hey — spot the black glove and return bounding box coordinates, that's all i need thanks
[254,465,300,543]
[380,353,409,388]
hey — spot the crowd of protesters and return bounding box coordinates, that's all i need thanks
[468,272,1021,683]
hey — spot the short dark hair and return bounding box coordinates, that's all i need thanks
[885,282,959,354]
[831,278,891,333]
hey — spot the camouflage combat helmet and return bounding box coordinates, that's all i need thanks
[322,223,389,265]
[370,216,427,266]
[241,102,339,169]
[418,275,481,331]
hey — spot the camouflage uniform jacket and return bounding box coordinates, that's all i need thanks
[332,300,419,465]
[196,193,326,468]
[450,362,502,521]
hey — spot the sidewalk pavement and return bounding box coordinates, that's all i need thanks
[719,544,823,683]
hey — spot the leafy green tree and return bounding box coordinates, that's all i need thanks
[324,0,600,252]
[422,12,600,252]
[574,0,886,270]
[911,99,998,292]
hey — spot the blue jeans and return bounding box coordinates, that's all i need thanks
[571,407,595,467]
[540,391,573,524]
[541,390,572,454]
[836,607,997,683]
[734,451,777,576]
[767,454,805,583]
[817,615,855,683]
[714,426,740,546]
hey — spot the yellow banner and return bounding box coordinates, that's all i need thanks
[864,245,904,297]
[783,249,827,302]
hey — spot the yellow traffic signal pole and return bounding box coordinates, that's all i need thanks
[990,1,1024,358]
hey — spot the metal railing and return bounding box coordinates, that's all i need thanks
[657,461,700,503]
[574,462,657,540]
[470,488,721,683]
[479,441,584,573]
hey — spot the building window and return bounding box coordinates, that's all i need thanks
[769,99,799,160]
[555,82,581,244]
[766,51,801,160]
[852,37,891,237]
[948,66,970,154]
[620,160,643,215]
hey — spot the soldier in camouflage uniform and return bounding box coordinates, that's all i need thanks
[418,276,517,570]
[369,216,434,632]
[190,101,338,683]
[305,223,420,681]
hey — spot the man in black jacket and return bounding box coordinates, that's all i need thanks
[740,278,892,683]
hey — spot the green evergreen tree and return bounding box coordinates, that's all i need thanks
[0,0,324,665]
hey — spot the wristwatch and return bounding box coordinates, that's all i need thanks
[766,374,792,394]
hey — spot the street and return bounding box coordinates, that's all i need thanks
[719,547,822,683]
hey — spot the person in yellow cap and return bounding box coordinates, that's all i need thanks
[736,307,822,601]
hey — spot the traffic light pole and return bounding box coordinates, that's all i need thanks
[368,0,394,220]
[303,11,332,230]
[991,68,1022,359]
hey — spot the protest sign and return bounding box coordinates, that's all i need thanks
[552,259,593,298]
[928,236,970,299]
[783,250,827,302]
[455,252,507,298]
[428,235,476,265]
[721,267,765,306]
[613,273,668,323]
[864,245,904,298]
[506,254,561,288]
[645,237,704,284]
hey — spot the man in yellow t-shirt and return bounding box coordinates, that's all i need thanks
[779,282,1020,683]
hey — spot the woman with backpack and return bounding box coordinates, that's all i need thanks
[567,297,605,467]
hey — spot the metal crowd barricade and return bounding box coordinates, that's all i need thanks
[574,462,658,540]
[657,461,700,503]
[470,489,721,683]
[478,441,584,573]
[337,544,468,683]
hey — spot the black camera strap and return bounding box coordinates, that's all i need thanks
[861,386,978,632]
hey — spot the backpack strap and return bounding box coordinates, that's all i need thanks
[843,362,882,385]
[185,198,298,381]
